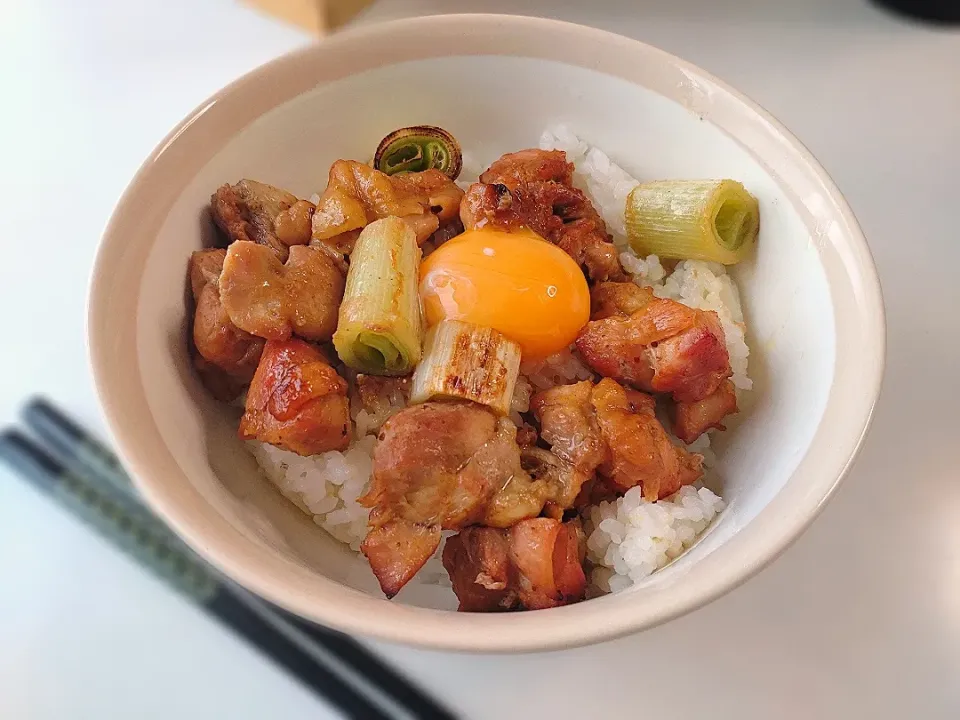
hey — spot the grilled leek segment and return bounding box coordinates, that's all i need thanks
[333,217,423,375]
[625,180,759,264]
[374,126,462,180]
[410,320,521,416]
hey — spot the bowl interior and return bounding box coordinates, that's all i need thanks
[135,54,833,610]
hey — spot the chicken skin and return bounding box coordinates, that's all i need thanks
[577,284,732,403]
[311,160,464,256]
[188,248,264,400]
[359,401,589,597]
[442,518,586,612]
[460,149,625,283]
[673,379,739,444]
[532,378,703,502]
[210,179,314,262]
[239,339,351,456]
[219,242,345,343]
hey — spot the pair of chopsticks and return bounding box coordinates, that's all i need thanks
[0,398,456,720]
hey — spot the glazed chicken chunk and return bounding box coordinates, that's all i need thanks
[219,242,345,343]
[239,338,351,456]
[673,378,739,444]
[576,283,732,403]
[479,148,574,187]
[461,149,626,283]
[532,378,703,502]
[211,179,315,262]
[188,249,264,401]
[359,401,589,598]
[311,160,464,256]
[359,401,503,597]
[588,281,656,320]
[442,518,586,612]
[591,378,703,500]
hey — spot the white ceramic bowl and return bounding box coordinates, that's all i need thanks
[88,14,884,652]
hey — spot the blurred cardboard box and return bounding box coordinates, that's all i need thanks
[243,0,375,34]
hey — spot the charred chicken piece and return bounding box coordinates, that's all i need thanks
[479,149,574,188]
[590,378,703,501]
[589,281,655,320]
[210,180,314,261]
[442,518,586,612]
[529,381,607,475]
[532,378,703,502]
[577,286,732,403]
[461,149,626,283]
[673,378,738,443]
[358,401,502,597]
[188,249,264,401]
[359,402,587,597]
[311,160,464,257]
[238,339,350,456]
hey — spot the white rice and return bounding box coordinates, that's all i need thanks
[584,485,725,593]
[249,436,374,551]
[247,126,752,595]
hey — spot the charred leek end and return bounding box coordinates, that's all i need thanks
[625,180,760,265]
[410,320,521,416]
[333,217,423,375]
[374,126,462,180]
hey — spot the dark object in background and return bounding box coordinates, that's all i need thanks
[871,0,960,22]
[0,430,391,720]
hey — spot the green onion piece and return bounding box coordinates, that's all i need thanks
[333,217,423,375]
[625,180,760,265]
[374,126,462,180]
[410,320,521,416]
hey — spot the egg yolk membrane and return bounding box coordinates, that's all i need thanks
[419,228,591,360]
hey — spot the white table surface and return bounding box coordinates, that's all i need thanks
[1,0,958,717]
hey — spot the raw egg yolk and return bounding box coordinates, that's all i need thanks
[419,228,590,360]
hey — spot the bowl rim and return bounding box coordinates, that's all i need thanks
[88,13,885,652]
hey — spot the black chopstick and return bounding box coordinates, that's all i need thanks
[21,398,458,720]
[0,430,394,720]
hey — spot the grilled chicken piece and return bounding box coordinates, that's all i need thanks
[673,379,738,443]
[219,242,345,343]
[442,518,586,612]
[532,379,703,502]
[311,160,464,256]
[480,149,574,187]
[210,180,314,262]
[461,149,626,283]
[529,381,607,474]
[188,249,264,400]
[190,248,228,298]
[239,339,350,456]
[577,287,731,403]
[360,402,585,597]
[359,401,499,596]
[520,447,590,511]
[556,217,625,285]
[589,281,655,320]
[591,378,703,501]
[360,520,443,602]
